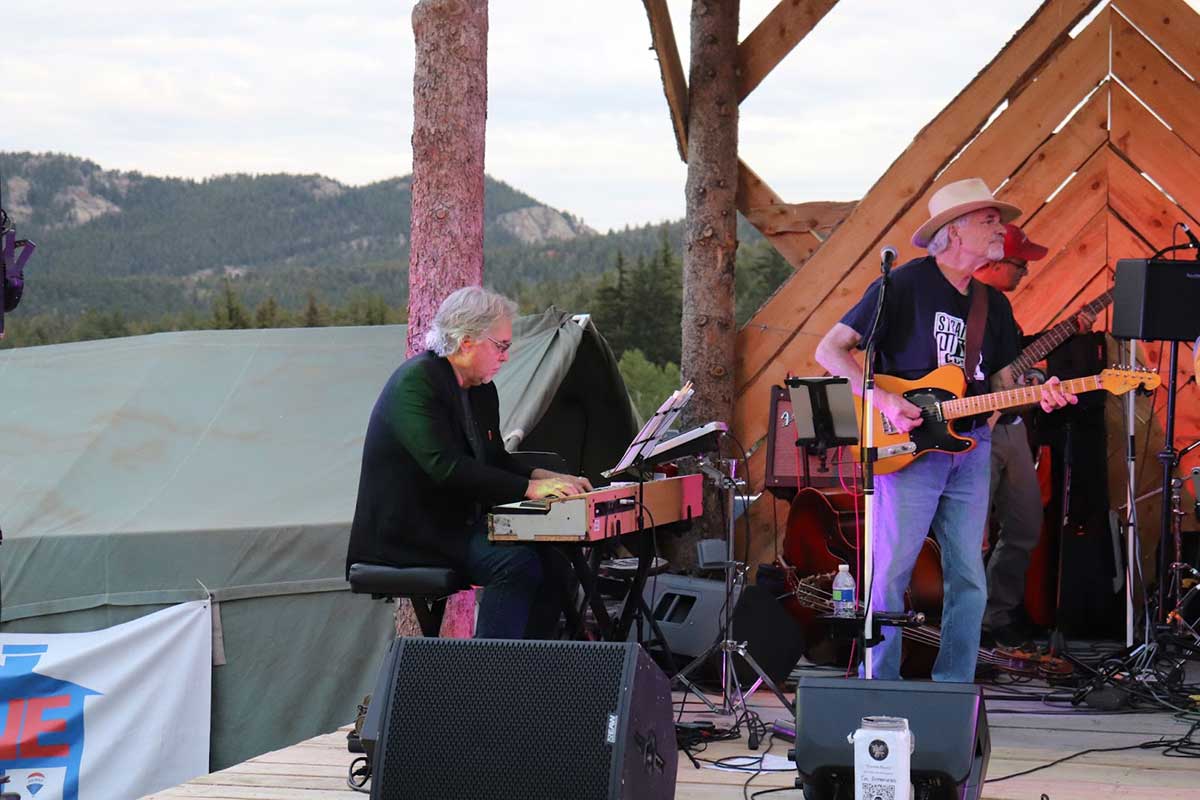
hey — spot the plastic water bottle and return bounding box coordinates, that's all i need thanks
[832,564,856,618]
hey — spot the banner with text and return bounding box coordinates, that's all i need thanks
[0,600,211,800]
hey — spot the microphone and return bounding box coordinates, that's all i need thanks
[1182,223,1200,252]
[880,246,898,274]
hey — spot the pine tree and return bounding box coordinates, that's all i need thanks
[303,291,325,327]
[211,280,251,329]
[255,295,281,328]
[591,251,629,358]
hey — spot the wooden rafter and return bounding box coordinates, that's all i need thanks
[737,0,839,101]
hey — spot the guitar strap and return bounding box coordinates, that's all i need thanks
[964,279,988,388]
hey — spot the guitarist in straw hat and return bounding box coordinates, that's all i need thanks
[815,178,1077,682]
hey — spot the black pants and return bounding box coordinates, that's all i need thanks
[460,533,574,639]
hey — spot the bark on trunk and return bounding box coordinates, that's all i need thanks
[398,0,488,639]
[669,0,740,572]
[406,0,488,356]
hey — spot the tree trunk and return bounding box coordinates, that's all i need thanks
[401,0,488,639]
[406,0,488,356]
[669,0,740,572]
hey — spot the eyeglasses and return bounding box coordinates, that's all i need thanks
[486,336,512,354]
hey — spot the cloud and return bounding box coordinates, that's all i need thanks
[7,0,1196,233]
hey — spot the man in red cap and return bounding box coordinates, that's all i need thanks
[974,224,1095,647]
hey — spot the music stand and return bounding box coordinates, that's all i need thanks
[784,377,859,486]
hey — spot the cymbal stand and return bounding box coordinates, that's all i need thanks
[670,453,794,718]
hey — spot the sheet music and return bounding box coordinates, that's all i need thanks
[603,381,694,477]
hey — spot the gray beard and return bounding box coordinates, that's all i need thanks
[987,241,1005,261]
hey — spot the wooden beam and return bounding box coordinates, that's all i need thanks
[737,0,839,101]
[1107,144,1200,251]
[1110,83,1200,224]
[1111,12,1200,157]
[643,0,690,161]
[1011,208,1107,333]
[741,200,857,237]
[1114,0,1200,81]
[736,158,830,269]
[995,83,1110,225]
[736,0,1102,400]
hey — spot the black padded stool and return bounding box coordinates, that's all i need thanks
[348,562,471,637]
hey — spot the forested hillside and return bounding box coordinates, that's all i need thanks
[1,152,790,417]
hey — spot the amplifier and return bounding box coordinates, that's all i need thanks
[765,386,856,494]
[1112,258,1200,342]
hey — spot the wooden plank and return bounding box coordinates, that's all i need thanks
[1113,0,1200,81]
[1012,215,1108,334]
[741,200,856,238]
[1110,82,1200,224]
[736,0,1101,391]
[737,158,832,270]
[1045,265,1111,331]
[642,0,690,161]
[997,82,1110,225]
[737,0,839,101]
[1111,11,1200,157]
[1106,144,1200,251]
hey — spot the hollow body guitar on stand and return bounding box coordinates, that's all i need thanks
[854,366,1161,475]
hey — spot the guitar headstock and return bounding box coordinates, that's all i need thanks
[1098,367,1161,395]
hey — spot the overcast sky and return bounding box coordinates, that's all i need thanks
[4,1,1192,232]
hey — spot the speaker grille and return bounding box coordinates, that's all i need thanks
[375,639,631,800]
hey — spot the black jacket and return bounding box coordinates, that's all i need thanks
[345,351,532,574]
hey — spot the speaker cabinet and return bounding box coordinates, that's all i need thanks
[363,638,677,800]
[635,578,804,687]
[792,677,989,800]
[635,574,736,658]
[1112,258,1200,342]
[766,386,857,495]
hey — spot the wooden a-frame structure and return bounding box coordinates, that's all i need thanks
[646,0,1200,573]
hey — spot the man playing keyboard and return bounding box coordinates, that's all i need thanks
[346,286,591,639]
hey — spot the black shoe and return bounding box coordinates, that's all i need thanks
[991,622,1033,649]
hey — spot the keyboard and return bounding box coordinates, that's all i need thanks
[487,474,702,542]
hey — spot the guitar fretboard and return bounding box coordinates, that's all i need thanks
[940,375,1103,420]
[1008,290,1113,377]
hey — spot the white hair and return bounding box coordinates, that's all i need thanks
[926,222,955,256]
[423,286,518,357]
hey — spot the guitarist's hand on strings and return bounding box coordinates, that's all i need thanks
[875,388,924,433]
[1038,375,1078,413]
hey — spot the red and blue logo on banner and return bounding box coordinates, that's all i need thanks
[1,644,101,800]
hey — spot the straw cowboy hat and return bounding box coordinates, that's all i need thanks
[911,178,1022,248]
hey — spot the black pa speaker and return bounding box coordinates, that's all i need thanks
[791,677,989,800]
[1112,258,1200,342]
[363,638,677,800]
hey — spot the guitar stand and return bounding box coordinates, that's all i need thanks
[670,455,795,718]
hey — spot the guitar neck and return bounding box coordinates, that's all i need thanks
[941,375,1103,419]
[1008,290,1113,376]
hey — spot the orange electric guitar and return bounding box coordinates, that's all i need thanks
[854,365,1160,475]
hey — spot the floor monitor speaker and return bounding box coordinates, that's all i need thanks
[363,638,676,800]
[792,677,989,800]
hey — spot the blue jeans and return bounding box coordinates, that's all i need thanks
[461,533,572,639]
[867,426,991,682]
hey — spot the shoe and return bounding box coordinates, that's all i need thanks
[990,622,1033,649]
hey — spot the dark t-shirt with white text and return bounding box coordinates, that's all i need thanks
[840,256,1019,400]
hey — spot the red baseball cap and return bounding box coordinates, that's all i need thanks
[1003,224,1048,261]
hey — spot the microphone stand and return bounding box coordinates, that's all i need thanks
[859,250,894,678]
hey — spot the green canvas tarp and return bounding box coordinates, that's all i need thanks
[0,309,635,769]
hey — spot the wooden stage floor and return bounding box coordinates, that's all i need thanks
[144,671,1199,800]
